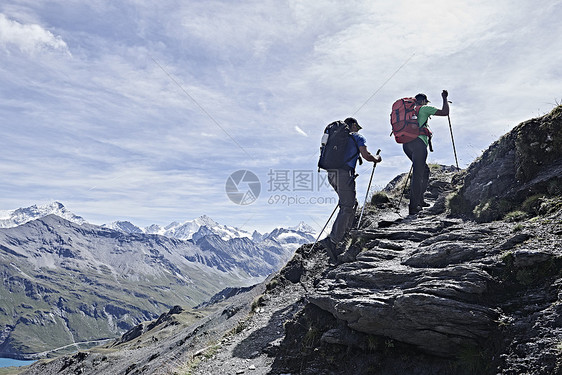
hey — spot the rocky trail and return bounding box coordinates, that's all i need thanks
[190,192,561,375]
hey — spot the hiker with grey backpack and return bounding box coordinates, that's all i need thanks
[317,117,382,263]
[390,90,450,215]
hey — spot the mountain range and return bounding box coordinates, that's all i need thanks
[0,204,315,359]
[0,203,315,242]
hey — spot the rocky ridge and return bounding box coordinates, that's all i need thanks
[16,105,562,375]
[191,165,561,374]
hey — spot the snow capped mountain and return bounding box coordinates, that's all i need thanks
[0,201,86,228]
[145,223,165,234]
[104,215,254,242]
[102,220,144,234]
[261,226,316,255]
[289,221,315,235]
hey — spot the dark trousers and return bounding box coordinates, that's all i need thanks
[328,169,357,243]
[403,137,429,210]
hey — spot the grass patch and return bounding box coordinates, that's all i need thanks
[302,327,321,349]
[367,335,378,352]
[0,367,28,375]
[370,192,390,206]
[265,278,279,291]
[229,319,249,336]
[504,210,527,222]
[251,295,265,313]
[447,191,473,216]
[521,194,546,215]
[538,196,562,216]
[512,224,524,232]
[473,198,513,222]
[500,249,561,286]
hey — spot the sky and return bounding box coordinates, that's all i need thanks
[1,0,561,234]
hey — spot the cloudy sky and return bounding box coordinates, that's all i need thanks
[1,0,560,233]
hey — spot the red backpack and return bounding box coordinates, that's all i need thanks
[390,97,431,143]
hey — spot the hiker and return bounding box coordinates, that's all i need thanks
[320,117,382,262]
[403,90,449,215]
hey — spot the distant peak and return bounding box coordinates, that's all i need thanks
[197,215,218,225]
[164,221,180,230]
[289,221,315,234]
[0,201,85,228]
[103,220,144,234]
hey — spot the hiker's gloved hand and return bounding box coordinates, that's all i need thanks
[374,155,382,163]
[441,90,448,99]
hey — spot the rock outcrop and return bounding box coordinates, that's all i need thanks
[310,218,500,358]
[449,104,562,222]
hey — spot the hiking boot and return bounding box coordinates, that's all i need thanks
[320,237,338,263]
[408,205,422,215]
[349,229,362,239]
[337,249,358,264]
[337,242,365,264]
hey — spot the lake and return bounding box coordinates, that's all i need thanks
[0,358,36,368]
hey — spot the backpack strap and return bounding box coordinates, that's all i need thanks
[416,105,431,132]
[344,133,362,168]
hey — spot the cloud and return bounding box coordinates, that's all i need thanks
[0,13,70,55]
[0,0,561,232]
[295,126,308,137]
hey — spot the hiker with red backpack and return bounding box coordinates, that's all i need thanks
[391,90,449,215]
[317,117,382,262]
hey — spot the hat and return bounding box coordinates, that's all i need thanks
[415,93,430,103]
[344,117,362,129]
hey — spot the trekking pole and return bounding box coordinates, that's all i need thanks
[447,101,459,169]
[310,204,339,252]
[357,149,382,229]
[397,165,413,212]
